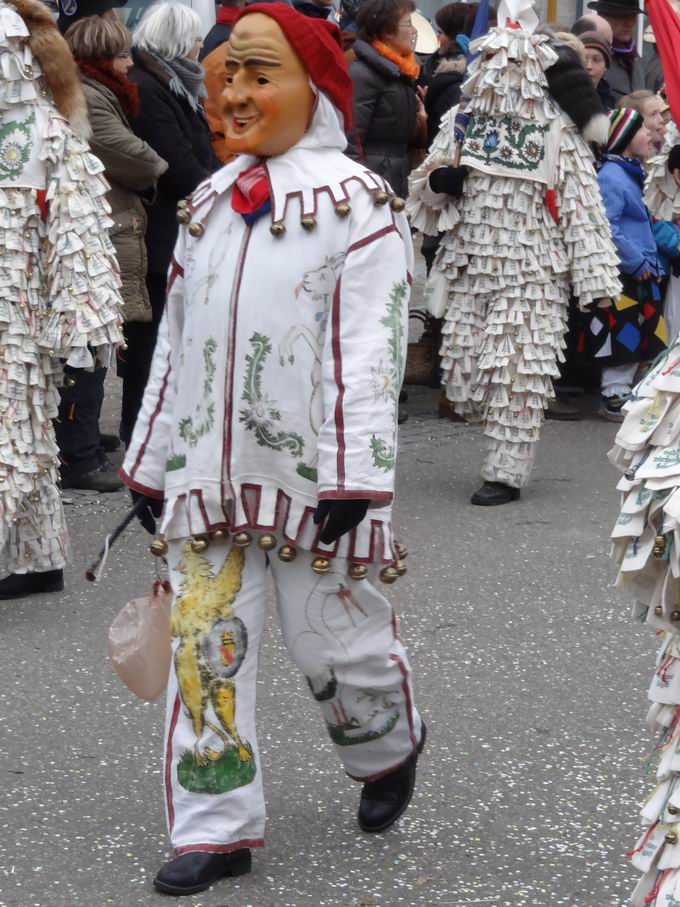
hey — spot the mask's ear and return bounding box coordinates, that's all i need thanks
[543,42,609,145]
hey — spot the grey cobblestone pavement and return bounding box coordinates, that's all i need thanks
[0,379,658,907]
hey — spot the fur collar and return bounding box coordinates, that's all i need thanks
[434,55,466,77]
[7,0,90,138]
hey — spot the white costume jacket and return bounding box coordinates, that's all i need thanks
[122,96,414,564]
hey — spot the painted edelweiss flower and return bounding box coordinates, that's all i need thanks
[371,359,396,402]
[525,140,541,160]
[239,396,281,432]
[0,124,30,175]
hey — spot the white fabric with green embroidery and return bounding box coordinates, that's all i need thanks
[607,338,680,906]
[122,95,413,563]
[645,121,680,224]
[407,25,620,489]
[0,1,123,572]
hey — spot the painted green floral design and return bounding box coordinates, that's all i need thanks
[369,282,407,472]
[464,114,548,172]
[178,338,217,447]
[0,112,35,180]
[653,447,680,470]
[240,333,305,457]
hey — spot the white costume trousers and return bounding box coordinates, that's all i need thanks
[163,536,421,855]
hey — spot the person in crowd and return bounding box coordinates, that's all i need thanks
[592,109,678,420]
[423,3,476,144]
[0,0,122,598]
[571,12,613,43]
[293,0,332,18]
[199,0,245,60]
[346,0,426,201]
[120,2,216,447]
[646,120,680,340]
[619,89,668,151]
[64,12,169,465]
[420,3,469,89]
[581,30,616,108]
[587,0,645,100]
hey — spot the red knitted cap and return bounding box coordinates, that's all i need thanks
[235,3,353,131]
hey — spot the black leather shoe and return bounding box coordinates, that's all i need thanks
[358,723,427,834]
[100,433,121,453]
[0,569,64,600]
[470,481,521,506]
[153,849,252,896]
[61,463,123,493]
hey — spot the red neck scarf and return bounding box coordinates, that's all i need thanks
[76,59,141,119]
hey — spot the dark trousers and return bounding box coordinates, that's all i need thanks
[117,272,167,447]
[55,366,107,478]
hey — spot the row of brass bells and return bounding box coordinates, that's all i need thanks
[335,203,351,218]
[189,222,205,238]
[653,534,667,558]
[176,199,191,225]
[258,533,277,551]
[278,545,297,562]
[312,556,331,575]
[665,829,678,845]
[270,221,286,238]
[372,190,405,212]
[349,563,368,581]
[150,537,168,557]
[301,215,316,232]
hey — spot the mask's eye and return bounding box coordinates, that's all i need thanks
[257,76,270,85]
[225,74,234,84]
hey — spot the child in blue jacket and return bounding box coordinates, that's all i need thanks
[593,108,680,420]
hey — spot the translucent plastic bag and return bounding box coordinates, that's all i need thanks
[108,580,173,702]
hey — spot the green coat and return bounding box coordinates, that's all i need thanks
[82,75,168,322]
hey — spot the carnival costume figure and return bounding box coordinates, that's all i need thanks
[120,4,423,896]
[0,0,123,598]
[407,0,621,506]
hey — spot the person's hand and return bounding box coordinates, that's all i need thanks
[428,165,468,197]
[635,269,652,282]
[595,298,613,309]
[313,499,370,545]
[130,489,163,535]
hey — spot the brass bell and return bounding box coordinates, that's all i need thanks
[190,535,209,553]
[177,199,189,209]
[624,468,635,480]
[655,606,663,616]
[188,222,205,238]
[394,559,407,577]
[379,565,399,585]
[349,563,368,581]
[278,545,297,562]
[672,610,680,622]
[390,196,406,212]
[665,830,678,845]
[394,542,408,560]
[654,534,667,558]
[65,375,76,387]
[300,215,316,232]
[335,202,351,218]
[270,221,286,238]
[373,190,389,206]
[311,556,331,575]
[233,531,252,548]
[669,804,680,816]
[149,537,168,557]
[258,533,277,551]
[211,528,229,542]
[176,207,191,225]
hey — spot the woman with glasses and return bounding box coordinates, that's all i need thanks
[346,0,425,199]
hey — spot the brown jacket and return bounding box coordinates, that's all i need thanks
[81,76,168,323]
[202,42,233,166]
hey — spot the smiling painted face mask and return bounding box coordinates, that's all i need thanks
[221,13,315,158]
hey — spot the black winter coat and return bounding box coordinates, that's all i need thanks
[424,55,466,146]
[346,39,418,199]
[129,48,216,279]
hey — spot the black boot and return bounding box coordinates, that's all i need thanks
[358,723,427,834]
[0,569,64,601]
[470,481,521,507]
[153,849,252,896]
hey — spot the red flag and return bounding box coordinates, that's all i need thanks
[646,0,680,126]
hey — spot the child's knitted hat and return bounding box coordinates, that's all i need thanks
[607,107,644,154]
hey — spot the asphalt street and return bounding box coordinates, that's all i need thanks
[0,381,659,907]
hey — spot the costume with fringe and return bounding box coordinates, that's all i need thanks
[646,121,680,343]
[0,0,123,573]
[407,25,620,489]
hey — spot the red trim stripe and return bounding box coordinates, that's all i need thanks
[330,278,346,488]
[118,469,164,499]
[175,839,265,856]
[390,653,417,749]
[318,490,393,502]
[129,351,172,480]
[165,694,181,835]
[347,224,398,255]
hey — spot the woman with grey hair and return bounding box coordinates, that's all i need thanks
[123,2,216,446]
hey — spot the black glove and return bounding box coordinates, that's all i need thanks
[313,499,370,545]
[668,145,680,175]
[428,166,468,198]
[130,489,163,536]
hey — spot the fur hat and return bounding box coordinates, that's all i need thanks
[607,107,644,154]
[235,3,353,131]
[543,40,610,145]
[580,30,612,67]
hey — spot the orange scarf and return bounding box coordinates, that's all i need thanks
[371,40,420,80]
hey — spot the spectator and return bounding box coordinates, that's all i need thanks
[619,89,667,150]
[593,109,675,419]
[346,0,425,199]
[293,0,332,19]
[423,3,474,144]
[571,12,613,43]
[581,31,616,109]
[122,2,216,446]
[587,0,645,100]
[199,0,245,61]
[65,12,169,470]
